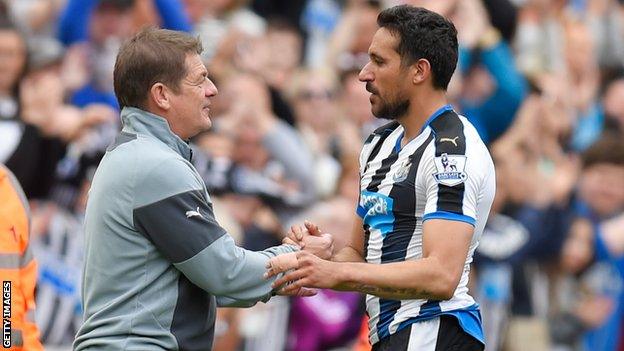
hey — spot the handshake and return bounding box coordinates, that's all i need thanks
[264,221,339,297]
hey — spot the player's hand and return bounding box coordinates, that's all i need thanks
[283,221,334,260]
[300,232,334,260]
[266,251,342,294]
[275,287,318,297]
[263,252,318,297]
[285,220,322,243]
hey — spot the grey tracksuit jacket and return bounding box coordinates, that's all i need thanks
[74,107,297,351]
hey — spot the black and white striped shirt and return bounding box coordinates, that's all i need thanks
[356,105,496,345]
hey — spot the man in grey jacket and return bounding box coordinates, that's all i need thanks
[74,27,331,351]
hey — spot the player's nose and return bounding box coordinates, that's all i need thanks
[359,62,374,82]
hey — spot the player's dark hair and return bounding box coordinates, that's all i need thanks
[113,27,202,109]
[582,135,624,169]
[377,5,458,90]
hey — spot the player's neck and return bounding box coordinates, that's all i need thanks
[399,90,449,145]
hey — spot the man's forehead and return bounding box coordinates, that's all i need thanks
[368,28,399,56]
[185,54,207,74]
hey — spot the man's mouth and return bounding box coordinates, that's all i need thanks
[366,83,378,95]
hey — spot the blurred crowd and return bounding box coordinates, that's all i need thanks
[0,0,623,350]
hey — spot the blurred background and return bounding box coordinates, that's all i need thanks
[0,0,623,350]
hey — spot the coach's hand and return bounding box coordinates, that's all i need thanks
[283,221,334,260]
[263,252,318,297]
[266,251,342,295]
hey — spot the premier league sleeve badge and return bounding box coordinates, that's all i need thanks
[432,153,467,186]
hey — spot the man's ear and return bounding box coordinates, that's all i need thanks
[412,58,432,85]
[149,83,171,110]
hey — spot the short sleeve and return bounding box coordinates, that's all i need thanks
[421,142,483,227]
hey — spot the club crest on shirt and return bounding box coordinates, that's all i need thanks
[433,153,467,186]
[393,159,412,182]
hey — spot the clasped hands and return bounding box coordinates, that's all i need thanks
[264,221,340,297]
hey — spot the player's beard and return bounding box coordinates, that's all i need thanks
[374,97,410,120]
[367,83,410,120]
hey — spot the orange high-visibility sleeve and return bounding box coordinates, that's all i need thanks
[0,165,43,350]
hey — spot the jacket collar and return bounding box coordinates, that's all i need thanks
[120,107,192,161]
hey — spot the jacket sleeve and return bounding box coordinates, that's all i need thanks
[215,295,260,308]
[132,158,297,303]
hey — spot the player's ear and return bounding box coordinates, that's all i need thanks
[150,82,172,110]
[411,59,431,85]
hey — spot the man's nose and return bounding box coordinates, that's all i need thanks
[359,62,373,82]
[206,79,218,97]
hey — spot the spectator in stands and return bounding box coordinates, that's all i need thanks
[558,136,624,351]
[57,0,191,110]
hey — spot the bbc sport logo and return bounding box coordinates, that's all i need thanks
[2,281,10,348]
